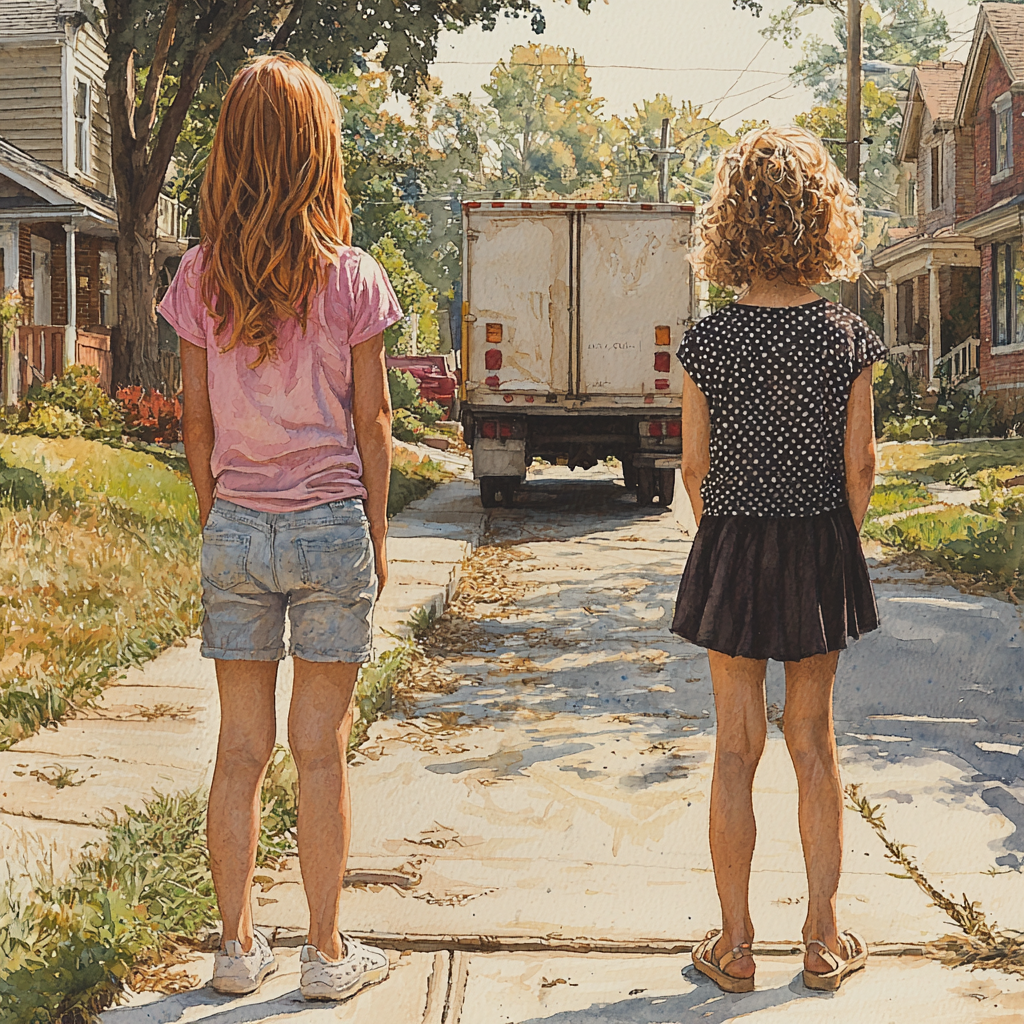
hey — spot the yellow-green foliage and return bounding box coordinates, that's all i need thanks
[879,440,1024,483]
[866,506,992,549]
[388,448,450,516]
[865,479,932,520]
[0,435,200,745]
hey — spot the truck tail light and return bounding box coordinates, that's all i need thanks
[666,420,681,437]
[500,421,514,438]
[481,420,497,439]
[486,323,503,344]
[485,375,500,387]
[654,352,671,372]
[648,420,663,438]
[655,326,671,345]
[655,378,670,390]
[485,349,503,370]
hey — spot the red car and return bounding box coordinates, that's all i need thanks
[386,354,459,418]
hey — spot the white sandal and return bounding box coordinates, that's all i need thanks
[802,931,868,991]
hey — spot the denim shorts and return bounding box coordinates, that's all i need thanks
[200,497,376,663]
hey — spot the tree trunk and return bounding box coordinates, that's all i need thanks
[113,204,161,388]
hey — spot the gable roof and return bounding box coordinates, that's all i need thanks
[897,62,964,162]
[0,136,114,225]
[956,4,1024,124]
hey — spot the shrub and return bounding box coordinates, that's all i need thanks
[866,480,932,520]
[864,507,990,548]
[873,360,922,436]
[388,368,421,411]
[22,365,123,441]
[926,519,1024,583]
[392,407,425,443]
[882,414,943,441]
[117,386,182,444]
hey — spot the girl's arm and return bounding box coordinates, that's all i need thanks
[845,367,877,531]
[681,370,711,527]
[180,340,217,529]
[352,332,393,596]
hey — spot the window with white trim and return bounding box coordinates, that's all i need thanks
[993,92,1013,179]
[993,241,1024,347]
[930,144,942,209]
[73,79,91,175]
[99,250,117,327]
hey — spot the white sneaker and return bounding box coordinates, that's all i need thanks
[211,930,278,994]
[299,935,390,1001]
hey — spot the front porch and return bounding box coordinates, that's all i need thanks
[0,138,186,402]
[872,232,981,385]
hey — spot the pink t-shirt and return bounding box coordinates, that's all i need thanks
[159,245,402,512]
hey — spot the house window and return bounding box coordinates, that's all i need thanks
[993,93,1013,179]
[930,145,942,209]
[992,241,1024,347]
[74,79,91,175]
[98,250,117,327]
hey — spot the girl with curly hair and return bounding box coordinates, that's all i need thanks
[675,126,884,994]
[160,56,401,1002]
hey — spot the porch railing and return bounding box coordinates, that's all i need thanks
[935,337,980,384]
[14,325,65,397]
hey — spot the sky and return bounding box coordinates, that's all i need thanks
[422,0,982,129]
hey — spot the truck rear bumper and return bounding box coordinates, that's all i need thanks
[473,439,527,480]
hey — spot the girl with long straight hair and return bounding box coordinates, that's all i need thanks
[675,126,883,994]
[161,54,401,1002]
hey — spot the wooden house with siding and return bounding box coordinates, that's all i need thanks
[0,0,185,401]
[953,3,1024,415]
[872,61,981,385]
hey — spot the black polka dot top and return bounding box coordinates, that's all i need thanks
[677,299,886,518]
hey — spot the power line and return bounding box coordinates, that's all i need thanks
[431,60,791,75]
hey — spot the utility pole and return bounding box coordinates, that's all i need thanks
[658,118,671,203]
[641,118,685,203]
[845,0,862,314]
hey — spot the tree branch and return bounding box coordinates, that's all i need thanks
[134,0,183,144]
[271,0,306,51]
[138,0,260,215]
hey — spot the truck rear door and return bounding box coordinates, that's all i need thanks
[577,209,691,397]
[464,209,571,395]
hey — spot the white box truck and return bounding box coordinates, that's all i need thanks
[459,200,695,508]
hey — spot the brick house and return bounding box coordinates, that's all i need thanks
[872,61,981,384]
[0,0,185,401]
[953,3,1024,413]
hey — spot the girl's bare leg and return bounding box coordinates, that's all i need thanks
[707,650,769,979]
[287,657,361,962]
[782,651,844,974]
[208,659,279,949]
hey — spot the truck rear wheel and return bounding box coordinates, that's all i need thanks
[480,477,517,508]
[622,458,638,491]
[636,467,656,506]
[657,469,675,507]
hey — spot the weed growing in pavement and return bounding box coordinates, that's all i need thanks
[846,784,1024,978]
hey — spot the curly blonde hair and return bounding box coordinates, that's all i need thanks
[692,125,862,288]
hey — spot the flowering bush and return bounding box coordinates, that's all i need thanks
[116,386,182,444]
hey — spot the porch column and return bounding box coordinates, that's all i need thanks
[0,222,19,406]
[928,262,940,382]
[64,220,77,371]
[884,272,896,349]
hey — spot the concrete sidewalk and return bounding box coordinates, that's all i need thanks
[0,466,486,882]
[99,945,1024,1024]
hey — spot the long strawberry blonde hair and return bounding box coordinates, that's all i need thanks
[199,55,352,366]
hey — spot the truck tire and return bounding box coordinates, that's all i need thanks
[636,467,656,506]
[622,458,638,491]
[657,469,675,507]
[480,477,501,508]
[480,477,517,508]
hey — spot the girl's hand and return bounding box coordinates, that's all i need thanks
[373,534,388,597]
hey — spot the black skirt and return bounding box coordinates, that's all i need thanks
[670,505,879,662]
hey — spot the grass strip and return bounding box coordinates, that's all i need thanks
[0,641,411,1024]
[846,784,1024,977]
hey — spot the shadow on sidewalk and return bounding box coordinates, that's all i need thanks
[516,968,814,1023]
